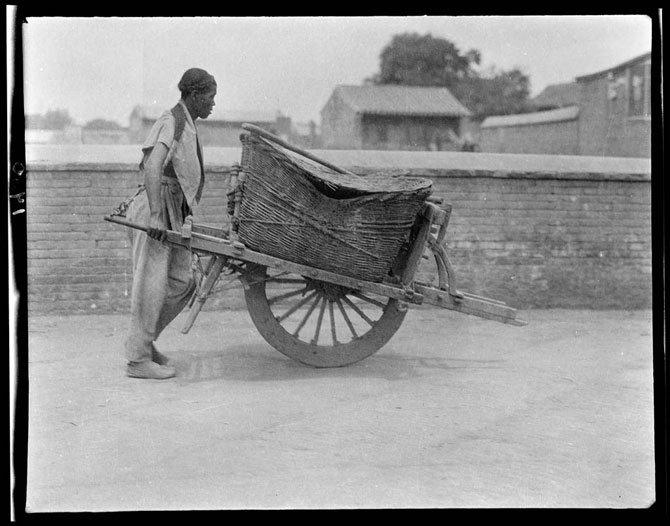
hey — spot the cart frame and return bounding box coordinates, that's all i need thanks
[105,124,525,367]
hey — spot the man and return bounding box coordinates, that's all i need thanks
[124,68,217,379]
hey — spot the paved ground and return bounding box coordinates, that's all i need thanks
[19,308,655,511]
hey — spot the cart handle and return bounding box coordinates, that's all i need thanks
[241,123,356,176]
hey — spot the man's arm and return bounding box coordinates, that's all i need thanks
[143,142,169,241]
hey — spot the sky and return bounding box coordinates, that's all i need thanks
[17,14,653,127]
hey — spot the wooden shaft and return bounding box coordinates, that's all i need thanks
[104,215,149,233]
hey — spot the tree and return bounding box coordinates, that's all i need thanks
[453,66,531,120]
[42,109,73,129]
[367,32,480,87]
[368,33,531,120]
[26,109,73,129]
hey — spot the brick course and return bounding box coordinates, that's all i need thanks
[23,150,651,315]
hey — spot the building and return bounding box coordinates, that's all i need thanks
[128,105,288,147]
[320,84,472,150]
[529,82,581,111]
[81,128,130,145]
[575,51,651,158]
[480,51,651,158]
[481,106,581,156]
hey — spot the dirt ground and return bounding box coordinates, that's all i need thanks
[17,307,656,511]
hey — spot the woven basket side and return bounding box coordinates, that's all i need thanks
[236,134,431,282]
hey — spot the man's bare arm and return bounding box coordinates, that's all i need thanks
[143,143,169,241]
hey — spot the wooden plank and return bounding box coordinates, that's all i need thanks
[400,205,433,284]
[414,283,527,326]
[106,215,422,304]
[191,223,229,239]
[460,291,507,306]
[105,215,525,326]
[186,233,424,304]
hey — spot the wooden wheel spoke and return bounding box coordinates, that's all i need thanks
[342,295,375,326]
[276,290,318,322]
[268,286,310,305]
[244,265,407,367]
[350,290,386,309]
[293,294,323,337]
[311,297,328,344]
[329,301,338,345]
[336,298,359,338]
[267,277,308,285]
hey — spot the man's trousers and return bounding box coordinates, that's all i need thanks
[124,182,195,363]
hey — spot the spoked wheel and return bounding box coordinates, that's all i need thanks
[243,265,408,368]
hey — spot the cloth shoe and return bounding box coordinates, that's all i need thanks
[127,360,176,379]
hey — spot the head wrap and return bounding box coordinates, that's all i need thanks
[178,68,217,97]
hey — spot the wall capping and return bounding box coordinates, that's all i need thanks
[27,162,651,183]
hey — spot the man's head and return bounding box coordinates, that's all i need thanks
[178,68,217,120]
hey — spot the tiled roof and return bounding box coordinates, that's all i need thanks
[530,82,581,109]
[481,105,580,128]
[575,51,651,82]
[330,85,471,117]
[132,104,277,123]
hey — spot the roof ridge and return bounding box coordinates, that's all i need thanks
[482,105,580,128]
[334,84,471,117]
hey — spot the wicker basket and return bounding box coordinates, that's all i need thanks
[235,133,432,283]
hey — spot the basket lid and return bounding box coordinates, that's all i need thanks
[251,134,432,199]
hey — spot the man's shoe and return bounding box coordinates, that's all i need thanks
[151,344,170,366]
[127,360,176,379]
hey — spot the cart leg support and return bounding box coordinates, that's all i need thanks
[181,255,227,334]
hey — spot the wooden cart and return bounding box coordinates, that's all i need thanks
[105,124,525,368]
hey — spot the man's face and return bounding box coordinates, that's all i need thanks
[195,88,217,119]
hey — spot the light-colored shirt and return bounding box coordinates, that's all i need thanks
[140,100,204,207]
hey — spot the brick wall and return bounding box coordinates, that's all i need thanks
[421,172,652,308]
[24,146,651,315]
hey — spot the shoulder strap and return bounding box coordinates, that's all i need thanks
[170,103,187,144]
[138,105,187,171]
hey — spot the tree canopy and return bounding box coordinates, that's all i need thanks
[367,32,481,87]
[368,32,531,120]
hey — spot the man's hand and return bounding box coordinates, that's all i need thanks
[147,211,167,241]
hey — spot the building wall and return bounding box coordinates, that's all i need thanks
[360,115,461,151]
[320,94,361,149]
[321,96,463,151]
[481,119,579,155]
[479,55,652,158]
[24,149,651,316]
[197,121,279,147]
[128,118,278,147]
[577,74,651,158]
[81,129,130,145]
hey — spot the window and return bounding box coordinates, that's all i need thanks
[628,60,651,117]
[376,123,388,143]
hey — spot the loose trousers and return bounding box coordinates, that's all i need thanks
[124,181,196,363]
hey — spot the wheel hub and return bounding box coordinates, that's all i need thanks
[308,279,352,302]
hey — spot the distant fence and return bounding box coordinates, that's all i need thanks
[24,145,651,315]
